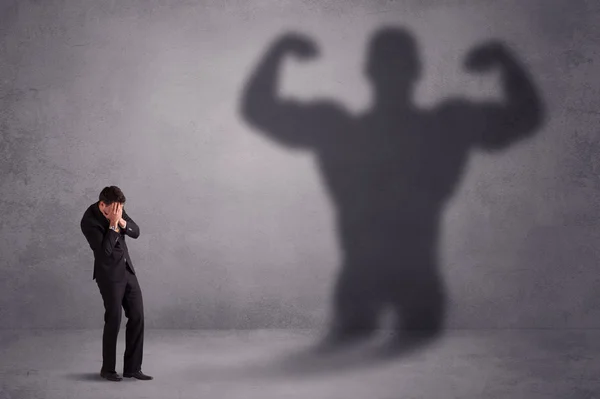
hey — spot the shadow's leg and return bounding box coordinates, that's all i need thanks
[388,263,446,352]
[325,260,383,347]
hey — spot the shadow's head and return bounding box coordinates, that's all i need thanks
[98,185,126,217]
[366,28,421,101]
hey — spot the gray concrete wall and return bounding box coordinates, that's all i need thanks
[1,0,599,329]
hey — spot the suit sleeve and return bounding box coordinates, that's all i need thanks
[121,209,140,239]
[81,219,122,258]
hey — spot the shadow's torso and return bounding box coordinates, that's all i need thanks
[317,109,472,267]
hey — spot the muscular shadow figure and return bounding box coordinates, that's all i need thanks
[241,28,543,349]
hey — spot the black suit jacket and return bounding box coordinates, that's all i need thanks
[80,202,140,282]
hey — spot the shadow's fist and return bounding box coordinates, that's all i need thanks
[464,41,510,72]
[277,33,319,60]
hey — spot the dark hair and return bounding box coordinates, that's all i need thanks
[99,186,126,205]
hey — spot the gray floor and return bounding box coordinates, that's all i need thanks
[1,329,599,399]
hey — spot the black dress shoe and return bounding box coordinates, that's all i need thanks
[100,371,123,381]
[123,371,153,380]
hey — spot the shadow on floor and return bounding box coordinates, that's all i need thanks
[266,332,443,378]
[64,372,104,382]
[181,332,444,382]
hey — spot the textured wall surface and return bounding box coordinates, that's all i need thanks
[0,0,599,329]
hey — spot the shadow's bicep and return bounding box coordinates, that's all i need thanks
[439,100,538,152]
[244,100,344,149]
[471,101,541,151]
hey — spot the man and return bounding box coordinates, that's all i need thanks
[80,186,153,381]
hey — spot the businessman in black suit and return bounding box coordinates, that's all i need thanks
[80,186,153,381]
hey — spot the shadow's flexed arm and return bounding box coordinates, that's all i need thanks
[241,33,345,149]
[443,42,545,151]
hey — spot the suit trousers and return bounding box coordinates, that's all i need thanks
[96,266,144,374]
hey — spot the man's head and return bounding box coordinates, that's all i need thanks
[98,186,126,218]
[365,27,421,99]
